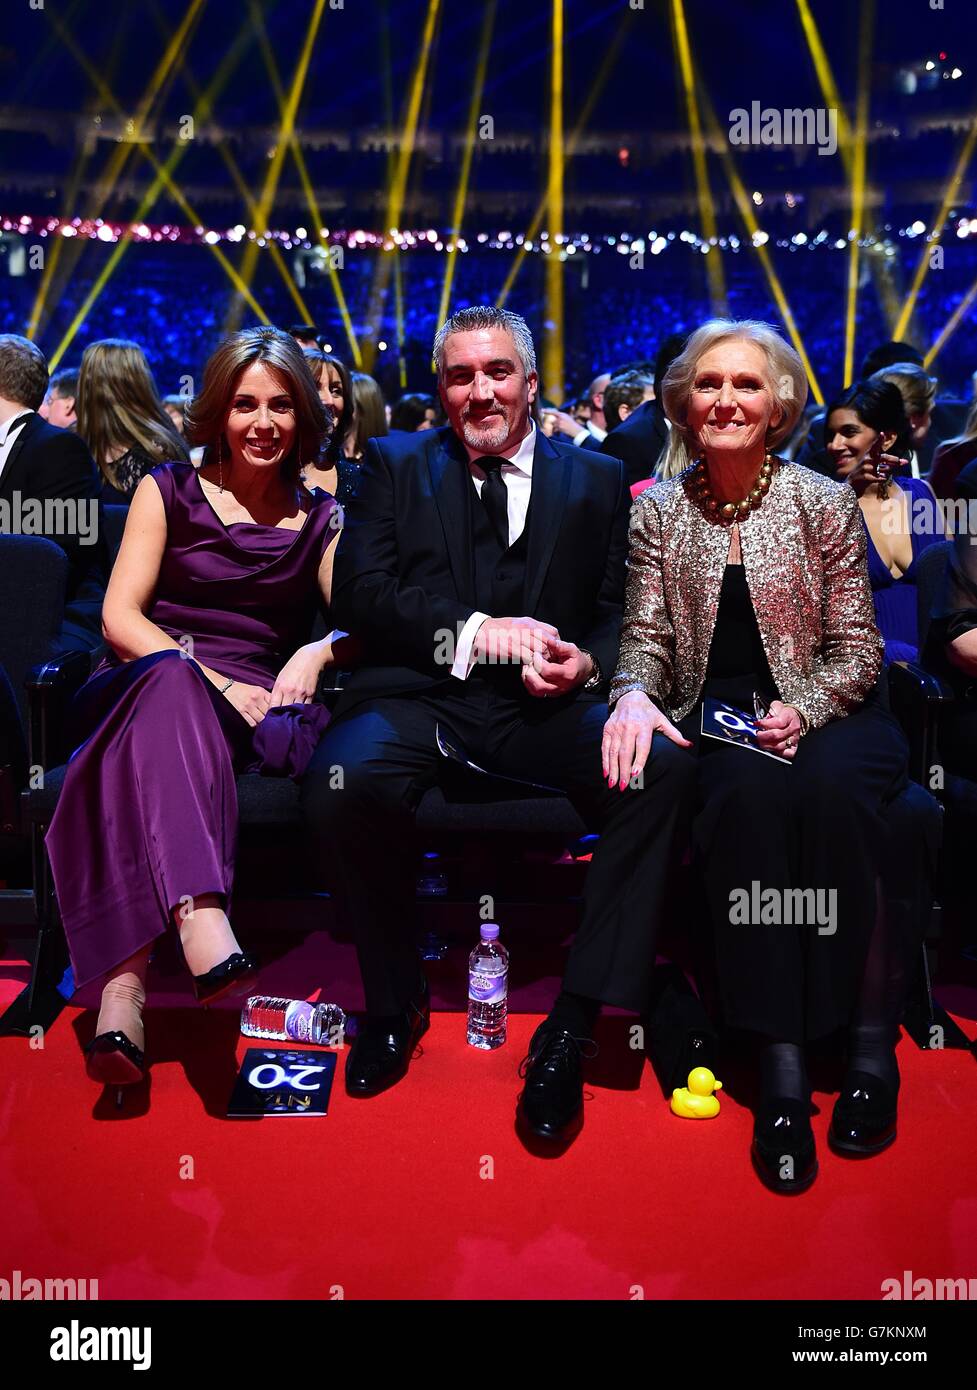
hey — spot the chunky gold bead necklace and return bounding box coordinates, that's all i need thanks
[692,454,774,523]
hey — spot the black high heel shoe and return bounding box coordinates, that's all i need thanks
[191,950,259,1006]
[85,1031,147,1107]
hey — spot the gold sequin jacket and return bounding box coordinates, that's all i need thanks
[609,460,883,729]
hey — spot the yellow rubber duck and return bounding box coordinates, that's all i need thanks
[670,1066,722,1119]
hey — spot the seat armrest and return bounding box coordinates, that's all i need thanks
[888,661,954,790]
[26,650,92,772]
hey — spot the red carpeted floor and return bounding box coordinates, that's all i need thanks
[2,972,976,1301]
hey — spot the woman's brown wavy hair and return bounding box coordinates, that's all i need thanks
[185,327,329,483]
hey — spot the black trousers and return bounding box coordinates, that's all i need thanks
[678,689,909,1042]
[301,677,696,1016]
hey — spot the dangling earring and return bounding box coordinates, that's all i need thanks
[218,437,224,494]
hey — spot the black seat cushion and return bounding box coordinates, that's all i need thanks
[26,766,587,838]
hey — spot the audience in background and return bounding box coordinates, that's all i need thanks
[929,398,977,500]
[288,323,321,352]
[389,392,437,432]
[602,369,655,432]
[39,366,80,431]
[76,339,188,504]
[868,363,936,478]
[346,371,388,462]
[0,335,107,655]
[826,379,943,663]
[162,393,187,437]
[301,350,359,503]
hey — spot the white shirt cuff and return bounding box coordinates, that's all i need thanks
[451,612,490,679]
[572,427,591,448]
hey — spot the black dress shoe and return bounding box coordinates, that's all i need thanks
[191,951,259,1006]
[345,980,430,1098]
[85,1031,147,1087]
[828,1071,898,1156]
[516,1024,593,1145]
[751,1097,818,1194]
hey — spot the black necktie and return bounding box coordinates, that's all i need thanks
[475,455,509,548]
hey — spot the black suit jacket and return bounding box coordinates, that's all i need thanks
[330,425,631,717]
[599,399,670,487]
[0,412,108,654]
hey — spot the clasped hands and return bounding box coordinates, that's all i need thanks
[218,641,327,728]
[471,616,594,697]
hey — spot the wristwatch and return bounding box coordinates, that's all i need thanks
[581,650,602,690]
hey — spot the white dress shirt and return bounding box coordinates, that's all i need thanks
[450,424,536,679]
[0,410,33,488]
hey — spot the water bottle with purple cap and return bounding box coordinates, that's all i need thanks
[467,922,509,1049]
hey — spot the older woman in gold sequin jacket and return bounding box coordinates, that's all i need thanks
[602,319,910,1196]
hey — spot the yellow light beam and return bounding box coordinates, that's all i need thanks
[699,89,823,404]
[362,0,443,371]
[435,1,497,335]
[496,10,632,309]
[543,0,565,403]
[225,0,326,332]
[249,0,361,365]
[49,31,269,368]
[32,0,206,341]
[844,0,874,386]
[794,0,854,179]
[148,0,317,329]
[671,0,726,315]
[924,270,977,368]
[894,108,977,340]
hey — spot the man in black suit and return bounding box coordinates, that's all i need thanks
[0,335,107,656]
[600,333,687,487]
[302,307,694,1142]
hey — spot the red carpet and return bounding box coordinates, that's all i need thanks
[2,984,976,1300]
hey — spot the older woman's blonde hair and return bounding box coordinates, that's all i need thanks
[185,327,329,483]
[657,319,809,479]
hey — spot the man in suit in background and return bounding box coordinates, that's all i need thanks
[0,335,107,656]
[600,332,687,487]
[302,306,694,1143]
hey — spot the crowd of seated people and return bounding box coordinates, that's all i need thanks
[2,298,975,1194]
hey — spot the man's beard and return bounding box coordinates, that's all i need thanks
[461,407,511,452]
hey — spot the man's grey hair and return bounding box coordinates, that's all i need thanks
[432,306,537,381]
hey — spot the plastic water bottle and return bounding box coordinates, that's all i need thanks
[467,924,509,1050]
[240,996,347,1045]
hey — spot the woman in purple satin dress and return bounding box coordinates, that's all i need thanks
[47,327,350,1093]
[826,380,945,663]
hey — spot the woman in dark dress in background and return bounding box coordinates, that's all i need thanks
[826,380,945,663]
[299,350,362,505]
[75,338,189,504]
[47,328,350,1094]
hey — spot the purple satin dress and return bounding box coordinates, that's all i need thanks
[46,463,338,990]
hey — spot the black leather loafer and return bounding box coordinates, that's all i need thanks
[751,1097,818,1194]
[345,980,430,1098]
[85,1030,147,1087]
[516,1024,592,1145]
[828,1071,898,1156]
[191,950,260,1006]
